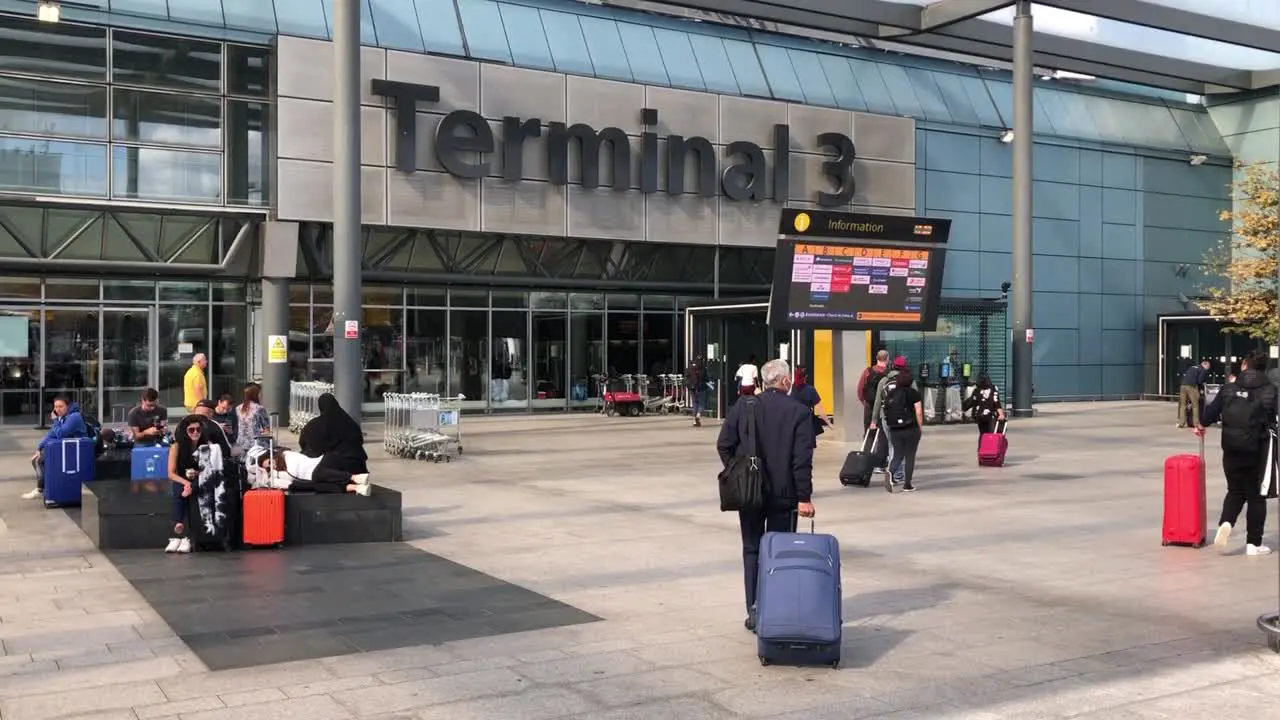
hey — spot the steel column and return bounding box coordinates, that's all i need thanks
[1011,0,1034,417]
[332,0,364,422]
[260,278,290,428]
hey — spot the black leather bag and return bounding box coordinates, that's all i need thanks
[719,398,763,512]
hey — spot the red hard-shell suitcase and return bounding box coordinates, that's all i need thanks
[978,419,1008,467]
[242,488,285,547]
[1162,435,1206,547]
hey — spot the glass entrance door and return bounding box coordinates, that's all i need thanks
[40,307,154,424]
[102,309,151,422]
[43,307,99,422]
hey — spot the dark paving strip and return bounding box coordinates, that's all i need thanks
[102,542,600,671]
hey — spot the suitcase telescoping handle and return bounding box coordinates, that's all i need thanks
[62,439,79,475]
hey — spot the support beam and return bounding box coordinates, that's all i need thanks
[332,0,364,424]
[1010,0,1034,418]
[1039,0,1280,55]
[922,0,1015,31]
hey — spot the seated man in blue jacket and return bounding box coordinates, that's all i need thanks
[23,395,88,500]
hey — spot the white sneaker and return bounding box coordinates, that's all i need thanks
[351,473,370,486]
[356,484,371,497]
[164,538,180,553]
[21,488,41,500]
[1246,544,1272,556]
[1214,522,1233,547]
[176,537,192,554]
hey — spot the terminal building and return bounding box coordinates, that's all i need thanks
[0,0,1273,423]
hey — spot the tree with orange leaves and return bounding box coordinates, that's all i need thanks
[1201,164,1280,340]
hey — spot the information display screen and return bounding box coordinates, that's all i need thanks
[769,210,949,331]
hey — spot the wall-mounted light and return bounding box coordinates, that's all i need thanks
[37,0,60,22]
[999,130,1014,144]
[1189,154,1207,166]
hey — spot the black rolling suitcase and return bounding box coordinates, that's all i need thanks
[839,428,887,487]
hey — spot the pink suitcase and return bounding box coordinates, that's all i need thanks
[978,419,1008,467]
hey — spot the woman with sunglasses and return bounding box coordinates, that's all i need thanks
[165,415,232,553]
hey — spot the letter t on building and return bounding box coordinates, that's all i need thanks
[372,80,441,173]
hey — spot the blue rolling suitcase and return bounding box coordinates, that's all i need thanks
[43,437,96,508]
[130,445,169,481]
[756,521,843,668]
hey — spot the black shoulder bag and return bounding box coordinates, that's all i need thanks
[719,398,764,512]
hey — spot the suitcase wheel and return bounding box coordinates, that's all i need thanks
[1161,541,1169,547]
[1268,635,1280,654]
[758,656,769,667]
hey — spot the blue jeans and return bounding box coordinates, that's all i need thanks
[689,387,703,415]
[171,481,189,526]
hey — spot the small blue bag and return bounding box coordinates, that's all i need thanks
[130,445,169,481]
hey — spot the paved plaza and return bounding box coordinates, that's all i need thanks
[0,401,1279,719]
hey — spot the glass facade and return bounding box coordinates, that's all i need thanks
[0,14,269,205]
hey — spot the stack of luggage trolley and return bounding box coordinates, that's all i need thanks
[382,392,464,461]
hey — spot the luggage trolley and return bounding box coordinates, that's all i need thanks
[382,392,464,462]
[288,381,334,433]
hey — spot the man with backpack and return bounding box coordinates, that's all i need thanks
[685,355,706,428]
[857,350,889,432]
[1196,350,1277,556]
[869,355,908,481]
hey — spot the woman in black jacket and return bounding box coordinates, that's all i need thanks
[298,393,369,475]
[962,373,1005,441]
[790,366,830,448]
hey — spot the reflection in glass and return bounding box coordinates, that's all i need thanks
[0,16,107,81]
[580,17,633,81]
[0,309,41,427]
[158,281,208,303]
[405,307,446,393]
[158,304,208,410]
[0,78,108,139]
[227,100,268,205]
[44,279,99,301]
[687,34,738,94]
[210,303,246,397]
[112,31,222,93]
[43,308,97,423]
[113,89,222,148]
[569,301,604,410]
[608,311,640,376]
[312,306,334,359]
[616,23,668,86]
[362,307,403,403]
[368,0,427,53]
[501,5,555,70]
[104,280,156,302]
[754,45,804,102]
[644,314,675,380]
[269,0,329,39]
[227,44,271,97]
[102,309,150,422]
[532,306,567,410]
[0,277,40,301]
[456,0,512,63]
[490,311,528,410]
[415,0,467,55]
[287,305,310,381]
[722,39,771,98]
[540,10,595,76]
[0,137,108,197]
[111,146,221,203]
[449,309,488,409]
[653,29,703,90]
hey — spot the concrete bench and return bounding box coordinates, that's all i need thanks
[80,480,403,550]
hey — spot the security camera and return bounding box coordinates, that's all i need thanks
[1000,281,1012,294]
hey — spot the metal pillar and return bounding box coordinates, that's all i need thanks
[332,0,364,422]
[1011,0,1035,418]
[261,277,290,427]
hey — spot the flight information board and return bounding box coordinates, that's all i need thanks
[769,210,949,331]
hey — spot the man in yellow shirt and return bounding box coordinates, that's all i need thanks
[183,354,208,414]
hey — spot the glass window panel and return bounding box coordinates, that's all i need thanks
[607,311,640,376]
[311,306,334,359]
[848,59,896,115]
[930,72,979,125]
[579,17,633,82]
[616,23,669,86]
[985,80,1014,127]
[643,295,675,310]
[368,0,426,52]
[157,281,208,302]
[44,278,100,301]
[363,284,403,306]
[652,29,703,90]
[817,55,865,111]
[531,306,566,409]
[112,31,222,93]
[318,0,377,45]
[362,306,403,402]
[456,0,513,63]
[491,311,529,410]
[1079,95,1126,142]
[643,313,675,377]
[0,16,107,81]
[1039,89,1097,140]
[224,1,280,33]
[450,288,488,308]
[158,303,209,408]
[164,0,229,26]
[227,100,269,206]
[272,0,329,38]
[416,0,466,55]
[877,64,924,119]
[568,302,604,409]
[407,286,447,306]
[112,89,222,149]
[111,146,221,203]
[211,303,250,399]
[0,277,40,300]
[722,39,769,97]
[1170,108,1229,155]
[788,50,835,107]
[0,78,108,139]
[404,307,445,393]
[103,280,156,302]
[492,291,528,309]
[1032,94,1057,136]
[540,10,594,76]
[227,45,270,97]
[449,309,489,408]
[905,68,951,122]
[608,294,641,310]
[500,4,555,71]
[754,45,804,102]
[687,34,737,94]
[212,282,246,303]
[957,74,1002,127]
[0,138,108,197]
[289,285,311,304]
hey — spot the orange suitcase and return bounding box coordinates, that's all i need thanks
[242,489,285,547]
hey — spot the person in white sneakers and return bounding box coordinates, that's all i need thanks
[257,450,371,495]
[1196,349,1276,556]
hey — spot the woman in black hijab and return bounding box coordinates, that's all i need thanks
[299,393,369,475]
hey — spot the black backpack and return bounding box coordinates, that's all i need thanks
[1221,386,1269,452]
[861,368,885,404]
[882,384,916,428]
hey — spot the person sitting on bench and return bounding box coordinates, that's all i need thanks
[257,450,371,495]
[298,393,369,479]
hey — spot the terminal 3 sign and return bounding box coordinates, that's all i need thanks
[373,79,857,207]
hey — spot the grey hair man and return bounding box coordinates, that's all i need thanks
[716,357,816,634]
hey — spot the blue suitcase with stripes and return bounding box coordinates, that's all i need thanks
[43,437,96,508]
[755,522,843,668]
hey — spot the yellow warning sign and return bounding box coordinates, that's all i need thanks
[793,212,811,233]
[267,335,287,364]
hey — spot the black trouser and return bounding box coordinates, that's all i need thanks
[976,417,996,446]
[288,480,348,493]
[862,403,874,434]
[738,502,797,611]
[1221,448,1268,546]
[888,425,922,488]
